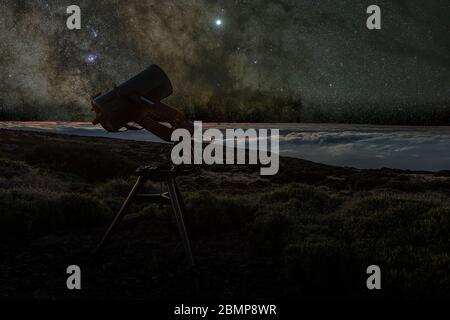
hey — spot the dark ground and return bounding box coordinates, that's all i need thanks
[0,129,449,300]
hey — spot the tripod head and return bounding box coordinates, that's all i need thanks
[91,64,193,142]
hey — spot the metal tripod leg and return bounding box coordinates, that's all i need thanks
[166,176,195,267]
[95,176,146,254]
[174,178,189,227]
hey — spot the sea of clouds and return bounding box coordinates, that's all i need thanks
[1,122,449,171]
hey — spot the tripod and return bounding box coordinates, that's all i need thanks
[94,160,196,269]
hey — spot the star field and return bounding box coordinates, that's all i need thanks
[0,0,449,121]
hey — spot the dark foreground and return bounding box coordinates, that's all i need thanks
[0,129,449,300]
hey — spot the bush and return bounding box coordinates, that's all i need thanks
[248,213,291,255]
[184,190,255,237]
[138,205,175,238]
[419,208,450,250]
[94,178,136,210]
[274,193,450,298]
[0,158,68,191]
[0,158,33,178]
[282,239,359,296]
[0,189,112,238]
[0,189,37,239]
[336,196,435,247]
[260,183,340,215]
[52,194,112,231]
[25,143,138,181]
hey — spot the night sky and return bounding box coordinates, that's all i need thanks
[1,0,449,121]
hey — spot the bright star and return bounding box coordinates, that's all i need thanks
[84,54,98,64]
[215,19,223,26]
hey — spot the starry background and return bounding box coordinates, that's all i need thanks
[0,0,449,123]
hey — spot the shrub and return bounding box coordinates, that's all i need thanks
[282,239,359,296]
[138,205,175,238]
[248,213,291,255]
[0,158,33,178]
[0,189,37,239]
[94,178,135,210]
[260,183,340,215]
[0,158,68,191]
[52,193,112,231]
[336,196,435,247]
[0,189,112,238]
[419,208,450,250]
[184,190,255,237]
[25,143,138,181]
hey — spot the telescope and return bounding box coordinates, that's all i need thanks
[92,64,194,141]
[91,65,197,276]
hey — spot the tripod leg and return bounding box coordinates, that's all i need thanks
[167,176,195,267]
[94,176,146,254]
[174,179,190,227]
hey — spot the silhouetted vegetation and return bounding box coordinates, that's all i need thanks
[0,130,449,299]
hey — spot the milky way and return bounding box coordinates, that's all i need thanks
[0,0,449,121]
